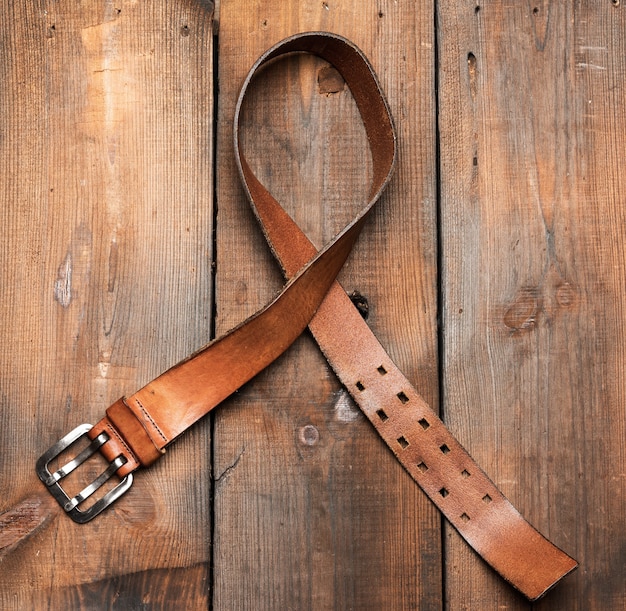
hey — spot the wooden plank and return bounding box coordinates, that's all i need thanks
[438,1,626,608]
[0,1,214,608]
[213,1,439,609]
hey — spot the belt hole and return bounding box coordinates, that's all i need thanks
[377,365,387,375]
[482,494,492,504]
[460,512,470,522]
[417,461,428,472]
[461,469,471,478]
[356,381,365,391]
[396,391,409,404]
[439,487,449,498]
[397,436,409,449]
[418,418,430,430]
[440,443,451,454]
[376,408,389,422]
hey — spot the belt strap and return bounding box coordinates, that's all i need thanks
[36,32,577,601]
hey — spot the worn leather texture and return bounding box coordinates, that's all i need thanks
[79,32,576,600]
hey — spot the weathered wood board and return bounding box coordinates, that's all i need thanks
[213,0,438,609]
[438,1,626,609]
[0,1,214,608]
[1,0,625,609]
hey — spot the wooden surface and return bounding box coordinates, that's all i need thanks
[0,1,214,608]
[438,2,626,609]
[1,0,625,609]
[213,1,438,610]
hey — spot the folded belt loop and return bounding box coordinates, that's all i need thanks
[104,397,164,468]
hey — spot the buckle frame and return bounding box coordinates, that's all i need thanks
[36,423,133,523]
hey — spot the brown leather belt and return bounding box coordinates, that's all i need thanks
[35,32,577,601]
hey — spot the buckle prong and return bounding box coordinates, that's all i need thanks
[44,432,109,486]
[36,423,133,523]
[64,455,127,511]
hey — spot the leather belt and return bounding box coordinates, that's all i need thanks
[35,32,577,601]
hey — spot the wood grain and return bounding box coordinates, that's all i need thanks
[438,1,626,608]
[4,0,625,608]
[213,1,439,609]
[0,1,213,607]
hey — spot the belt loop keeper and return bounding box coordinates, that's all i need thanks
[106,397,164,467]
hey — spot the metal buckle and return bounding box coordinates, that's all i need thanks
[36,423,133,523]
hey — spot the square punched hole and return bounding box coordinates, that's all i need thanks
[440,443,451,455]
[396,391,409,404]
[356,381,365,392]
[376,408,389,422]
[461,469,471,479]
[377,365,387,376]
[482,494,492,504]
[397,436,409,449]
[460,512,470,523]
[417,461,428,473]
[418,418,430,430]
[439,487,449,498]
